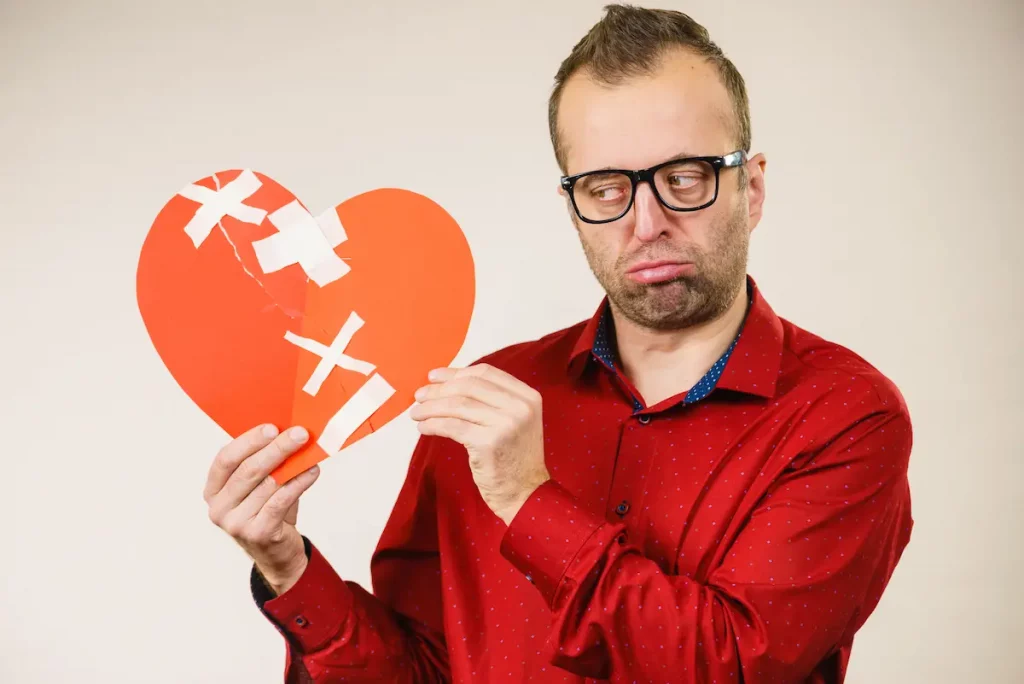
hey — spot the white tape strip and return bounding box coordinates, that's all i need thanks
[254,200,350,287]
[317,373,396,456]
[177,170,267,248]
[284,311,376,396]
[316,207,348,248]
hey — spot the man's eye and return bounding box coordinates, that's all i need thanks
[592,186,627,201]
[668,175,700,189]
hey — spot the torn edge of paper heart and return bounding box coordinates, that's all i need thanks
[209,172,305,323]
[209,172,356,315]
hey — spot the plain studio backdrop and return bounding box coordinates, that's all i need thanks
[1,1,1021,682]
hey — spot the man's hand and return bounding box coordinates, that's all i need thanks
[204,424,321,596]
[410,364,550,525]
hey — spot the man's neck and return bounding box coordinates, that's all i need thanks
[612,282,749,407]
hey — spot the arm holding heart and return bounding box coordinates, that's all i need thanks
[206,426,450,682]
[409,364,551,525]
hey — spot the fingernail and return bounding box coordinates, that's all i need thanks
[414,387,426,401]
[308,465,319,477]
[428,369,442,381]
[263,424,279,439]
[290,427,308,443]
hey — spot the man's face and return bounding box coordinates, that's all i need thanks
[557,48,765,331]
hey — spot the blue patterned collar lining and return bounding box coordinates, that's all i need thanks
[591,291,749,410]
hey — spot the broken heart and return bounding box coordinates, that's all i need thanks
[136,170,475,483]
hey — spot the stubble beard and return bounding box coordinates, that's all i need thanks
[578,202,750,331]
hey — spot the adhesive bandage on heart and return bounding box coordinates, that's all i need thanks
[284,312,377,396]
[177,170,268,248]
[254,200,351,287]
[317,373,396,456]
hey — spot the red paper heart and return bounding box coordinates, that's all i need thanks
[136,170,475,483]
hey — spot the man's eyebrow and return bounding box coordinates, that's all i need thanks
[661,151,698,163]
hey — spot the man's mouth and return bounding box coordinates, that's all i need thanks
[625,260,695,285]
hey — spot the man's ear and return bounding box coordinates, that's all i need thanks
[745,152,767,231]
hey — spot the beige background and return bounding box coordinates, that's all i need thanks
[1,0,1021,682]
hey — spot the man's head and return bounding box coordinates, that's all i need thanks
[550,4,766,331]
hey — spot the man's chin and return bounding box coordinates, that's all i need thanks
[623,308,696,331]
[612,292,701,330]
[602,272,703,319]
[619,272,690,289]
[620,277,694,304]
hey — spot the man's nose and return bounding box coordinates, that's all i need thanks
[631,182,671,243]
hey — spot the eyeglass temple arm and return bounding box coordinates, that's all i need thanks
[722,150,747,167]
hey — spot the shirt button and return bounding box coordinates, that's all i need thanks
[615,500,630,516]
[294,616,308,627]
[637,414,651,425]
[525,574,534,584]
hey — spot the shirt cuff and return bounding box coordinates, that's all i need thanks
[499,479,609,607]
[250,536,354,653]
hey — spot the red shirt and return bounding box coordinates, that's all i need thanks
[252,276,914,683]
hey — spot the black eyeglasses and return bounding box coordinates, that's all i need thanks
[560,150,747,224]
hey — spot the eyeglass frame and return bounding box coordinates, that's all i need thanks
[559,149,748,224]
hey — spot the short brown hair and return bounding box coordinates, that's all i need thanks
[548,4,751,173]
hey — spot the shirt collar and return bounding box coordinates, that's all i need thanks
[567,275,784,400]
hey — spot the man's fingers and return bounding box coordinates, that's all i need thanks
[205,424,280,501]
[215,427,310,512]
[249,466,321,539]
[431,364,538,403]
[416,416,480,445]
[284,500,299,527]
[221,471,282,529]
[411,394,499,427]
[415,375,511,410]
[462,364,535,400]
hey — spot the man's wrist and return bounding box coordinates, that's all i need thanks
[496,473,551,526]
[256,552,309,597]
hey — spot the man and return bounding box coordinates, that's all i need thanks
[204,5,913,682]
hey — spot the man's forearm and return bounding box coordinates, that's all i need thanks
[252,537,450,683]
